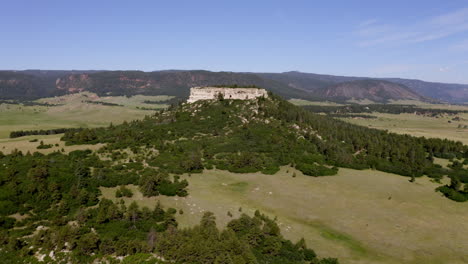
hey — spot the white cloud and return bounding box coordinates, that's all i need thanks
[439,66,450,72]
[355,8,468,47]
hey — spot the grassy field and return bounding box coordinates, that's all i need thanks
[0,92,171,153]
[0,134,104,154]
[101,167,468,264]
[289,99,468,144]
[340,112,468,144]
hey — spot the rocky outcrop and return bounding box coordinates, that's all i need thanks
[187,87,268,103]
[56,74,92,93]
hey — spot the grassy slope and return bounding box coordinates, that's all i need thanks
[102,167,468,264]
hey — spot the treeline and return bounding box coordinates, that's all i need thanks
[10,128,82,138]
[0,99,56,106]
[302,104,468,116]
[143,97,180,106]
[328,114,377,119]
[83,100,123,106]
[436,159,468,202]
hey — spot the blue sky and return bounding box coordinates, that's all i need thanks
[2,0,468,83]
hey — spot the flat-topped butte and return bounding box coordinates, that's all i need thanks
[187,86,268,103]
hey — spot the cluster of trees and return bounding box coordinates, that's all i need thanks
[436,159,468,202]
[136,106,163,111]
[10,128,82,138]
[139,170,188,197]
[155,210,338,264]
[143,97,180,106]
[36,140,53,149]
[0,99,55,106]
[327,114,376,119]
[83,100,123,107]
[115,185,133,198]
[0,149,188,218]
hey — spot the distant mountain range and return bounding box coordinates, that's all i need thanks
[1,70,467,103]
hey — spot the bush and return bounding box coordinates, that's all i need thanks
[436,186,468,202]
[295,163,338,177]
[116,186,133,198]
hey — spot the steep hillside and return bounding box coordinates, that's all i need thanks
[258,72,468,103]
[312,79,427,102]
[0,70,99,100]
[0,71,53,100]
[385,78,468,104]
[55,70,314,100]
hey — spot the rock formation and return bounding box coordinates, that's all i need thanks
[187,87,268,103]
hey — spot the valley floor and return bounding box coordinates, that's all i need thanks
[101,167,468,264]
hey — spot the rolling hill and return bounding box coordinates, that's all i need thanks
[1,70,467,103]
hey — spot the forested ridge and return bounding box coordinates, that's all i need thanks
[1,91,467,263]
[63,93,467,177]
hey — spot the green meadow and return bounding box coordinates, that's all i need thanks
[101,167,468,264]
[0,92,171,153]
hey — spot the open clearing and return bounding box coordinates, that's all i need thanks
[102,167,468,264]
[0,134,104,154]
